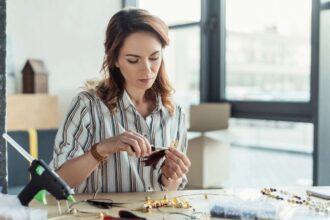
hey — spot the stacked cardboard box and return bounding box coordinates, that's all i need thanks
[187,103,231,189]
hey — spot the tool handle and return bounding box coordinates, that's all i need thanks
[18,181,39,206]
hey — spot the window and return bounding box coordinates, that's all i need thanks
[139,0,200,25]
[164,26,200,106]
[222,119,313,187]
[225,0,312,102]
[229,119,313,153]
[220,0,314,186]
[138,0,201,107]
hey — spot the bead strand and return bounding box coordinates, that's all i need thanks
[261,188,330,215]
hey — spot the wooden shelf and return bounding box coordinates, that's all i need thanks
[6,94,59,131]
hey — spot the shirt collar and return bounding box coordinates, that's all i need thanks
[121,90,165,113]
[122,90,135,110]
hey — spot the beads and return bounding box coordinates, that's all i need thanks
[261,188,304,204]
[261,188,330,215]
[142,195,191,212]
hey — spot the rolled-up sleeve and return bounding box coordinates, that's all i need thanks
[50,94,93,171]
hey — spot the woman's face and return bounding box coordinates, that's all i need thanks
[115,31,162,92]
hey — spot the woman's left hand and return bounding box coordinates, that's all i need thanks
[161,148,191,180]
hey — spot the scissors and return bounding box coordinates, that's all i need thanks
[86,198,127,209]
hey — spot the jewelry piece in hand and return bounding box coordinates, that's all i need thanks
[142,140,179,168]
[142,149,167,168]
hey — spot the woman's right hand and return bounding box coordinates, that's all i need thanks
[96,130,152,158]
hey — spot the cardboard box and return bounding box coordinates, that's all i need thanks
[186,103,231,188]
[187,134,229,188]
[189,103,230,132]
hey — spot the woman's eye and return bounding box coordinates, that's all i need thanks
[150,57,159,61]
[127,59,138,64]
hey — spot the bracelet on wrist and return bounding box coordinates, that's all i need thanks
[90,143,108,162]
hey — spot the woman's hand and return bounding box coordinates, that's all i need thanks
[96,130,152,157]
[161,148,191,181]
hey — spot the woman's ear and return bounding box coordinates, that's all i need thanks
[115,61,120,68]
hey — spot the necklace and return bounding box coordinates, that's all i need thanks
[261,188,330,214]
[261,188,304,204]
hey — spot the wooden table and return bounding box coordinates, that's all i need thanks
[30,188,330,220]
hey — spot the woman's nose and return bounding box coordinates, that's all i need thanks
[141,60,152,73]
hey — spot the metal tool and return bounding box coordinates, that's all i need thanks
[151,146,170,151]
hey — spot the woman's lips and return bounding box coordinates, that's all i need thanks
[138,78,154,83]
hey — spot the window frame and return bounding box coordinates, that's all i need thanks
[0,0,6,193]
[201,0,318,123]
[313,0,330,186]
[201,0,330,187]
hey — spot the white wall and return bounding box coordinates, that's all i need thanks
[7,0,121,120]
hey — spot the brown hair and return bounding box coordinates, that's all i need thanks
[91,8,175,114]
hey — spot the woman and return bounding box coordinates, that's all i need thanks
[51,8,191,193]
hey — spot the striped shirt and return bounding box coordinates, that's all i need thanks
[50,90,188,193]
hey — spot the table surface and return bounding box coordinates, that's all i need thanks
[29,187,330,220]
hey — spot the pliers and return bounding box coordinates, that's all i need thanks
[103,210,147,220]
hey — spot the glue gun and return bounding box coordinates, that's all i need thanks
[3,133,75,206]
[18,159,75,206]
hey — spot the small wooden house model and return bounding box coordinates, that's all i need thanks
[22,59,48,93]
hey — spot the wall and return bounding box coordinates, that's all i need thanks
[6,0,121,120]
